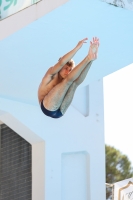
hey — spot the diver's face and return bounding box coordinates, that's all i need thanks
[59,64,73,78]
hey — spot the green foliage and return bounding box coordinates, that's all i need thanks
[106,145,133,199]
[0,0,2,6]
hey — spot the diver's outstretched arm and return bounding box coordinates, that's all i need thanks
[49,38,88,75]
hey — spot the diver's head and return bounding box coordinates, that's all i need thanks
[59,58,75,79]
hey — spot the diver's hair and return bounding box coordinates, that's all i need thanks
[58,57,75,69]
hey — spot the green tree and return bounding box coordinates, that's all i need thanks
[106,145,133,199]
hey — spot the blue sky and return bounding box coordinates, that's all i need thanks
[0,0,133,164]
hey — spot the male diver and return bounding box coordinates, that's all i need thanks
[38,37,99,118]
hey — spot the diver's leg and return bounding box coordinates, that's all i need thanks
[43,79,73,111]
[60,61,92,114]
[74,61,93,85]
[60,82,77,115]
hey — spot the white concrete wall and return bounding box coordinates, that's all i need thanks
[0,79,105,200]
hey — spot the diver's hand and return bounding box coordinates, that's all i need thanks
[76,38,88,50]
[88,37,100,61]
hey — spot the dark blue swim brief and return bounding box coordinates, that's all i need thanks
[41,101,63,118]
